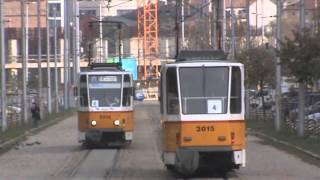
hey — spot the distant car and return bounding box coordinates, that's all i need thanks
[306,101,320,122]
[307,112,320,122]
[7,106,21,114]
[134,90,145,101]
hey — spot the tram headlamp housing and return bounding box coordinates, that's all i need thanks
[91,120,97,126]
[114,120,120,126]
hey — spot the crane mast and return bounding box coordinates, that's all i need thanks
[137,0,159,81]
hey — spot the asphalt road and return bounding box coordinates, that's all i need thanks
[0,101,319,180]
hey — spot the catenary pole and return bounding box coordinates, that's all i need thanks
[297,0,305,137]
[181,0,185,48]
[221,0,226,51]
[0,0,7,131]
[37,0,43,118]
[53,7,59,113]
[246,0,250,49]
[230,0,236,59]
[21,0,28,124]
[275,0,282,131]
[211,0,217,50]
[46,0,52,114]
[64,0,69,109]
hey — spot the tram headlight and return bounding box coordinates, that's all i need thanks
[114,120,120,126]
[91,120,97,126]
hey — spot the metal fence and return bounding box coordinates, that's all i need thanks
[2,90,65,128]
[249,107,320,137]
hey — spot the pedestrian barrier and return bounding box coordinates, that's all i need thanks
[250,108,320,137]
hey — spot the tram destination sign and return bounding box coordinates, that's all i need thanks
[98,76,117,82]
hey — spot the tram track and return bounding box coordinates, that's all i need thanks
[68,147,118,179]
[68,148,91,178]
[48,146,90,179]
[104,147,121,179]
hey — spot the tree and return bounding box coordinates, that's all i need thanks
[280,30,320,137]
[238,47,275,120]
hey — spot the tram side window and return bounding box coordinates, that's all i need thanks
[122,74,132,107]
[122,88,132,106]
[166,67,179,114]
[159,69,164,114]
[79,75,88,107]
[124,74,131,83]
[231,67,242,113]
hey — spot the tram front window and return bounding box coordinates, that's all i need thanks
[88,75,121,107]
[179,67,229,114]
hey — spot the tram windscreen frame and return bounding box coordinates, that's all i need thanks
[179,67,229,114]
[79,75,88,107]
[122,74,132,107]
[88,75,122,107]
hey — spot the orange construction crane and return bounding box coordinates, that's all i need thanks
[137,0,159,81]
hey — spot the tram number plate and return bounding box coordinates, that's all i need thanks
[196,126,214,132]
[100,115,111,119]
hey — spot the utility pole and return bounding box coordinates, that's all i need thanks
[245,0,251,121]
[53,7,59,113]
[297,0,305,137]
[118,24,122,63]
[230,0,236,59]
[255,0,258,42]
[300,0,305,31]
[46,0,52,114]
[316,0,319,32]
[37,0,43,118]
[64,0,69,110]
[21,0,28,124]
[0,0,7,131]
[175,0,180,57]
[75,2,80,77]
[221,0,226,51]
[246,0,250,49]
[181,0,185,49]
[275,0,282,132]
[211,0,217,50]
[261,0,264,44]
[99,3,103,62]
[67,1,72,108]
[71,1,79,108]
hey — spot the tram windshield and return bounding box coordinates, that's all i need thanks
[88,75,122,107]
[179,67,229,114]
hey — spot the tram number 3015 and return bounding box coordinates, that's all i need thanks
[196,126,215,132]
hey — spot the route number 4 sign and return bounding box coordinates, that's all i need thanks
[207,99,222,113]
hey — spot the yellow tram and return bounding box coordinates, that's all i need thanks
[159,52,246,174]
[77,63,134,146]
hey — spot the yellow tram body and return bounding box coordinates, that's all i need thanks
[77,64,134,146]
[163,120,245,152]
[160,59,246,174]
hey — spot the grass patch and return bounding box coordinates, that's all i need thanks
[247,119,320,166]
[0,108,75,144]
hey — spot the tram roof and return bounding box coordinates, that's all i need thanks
[177,50,227,61]
[80,62,132,75]
[79,68,132,75]
[166,60,243,67]
[171,50,243,67]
